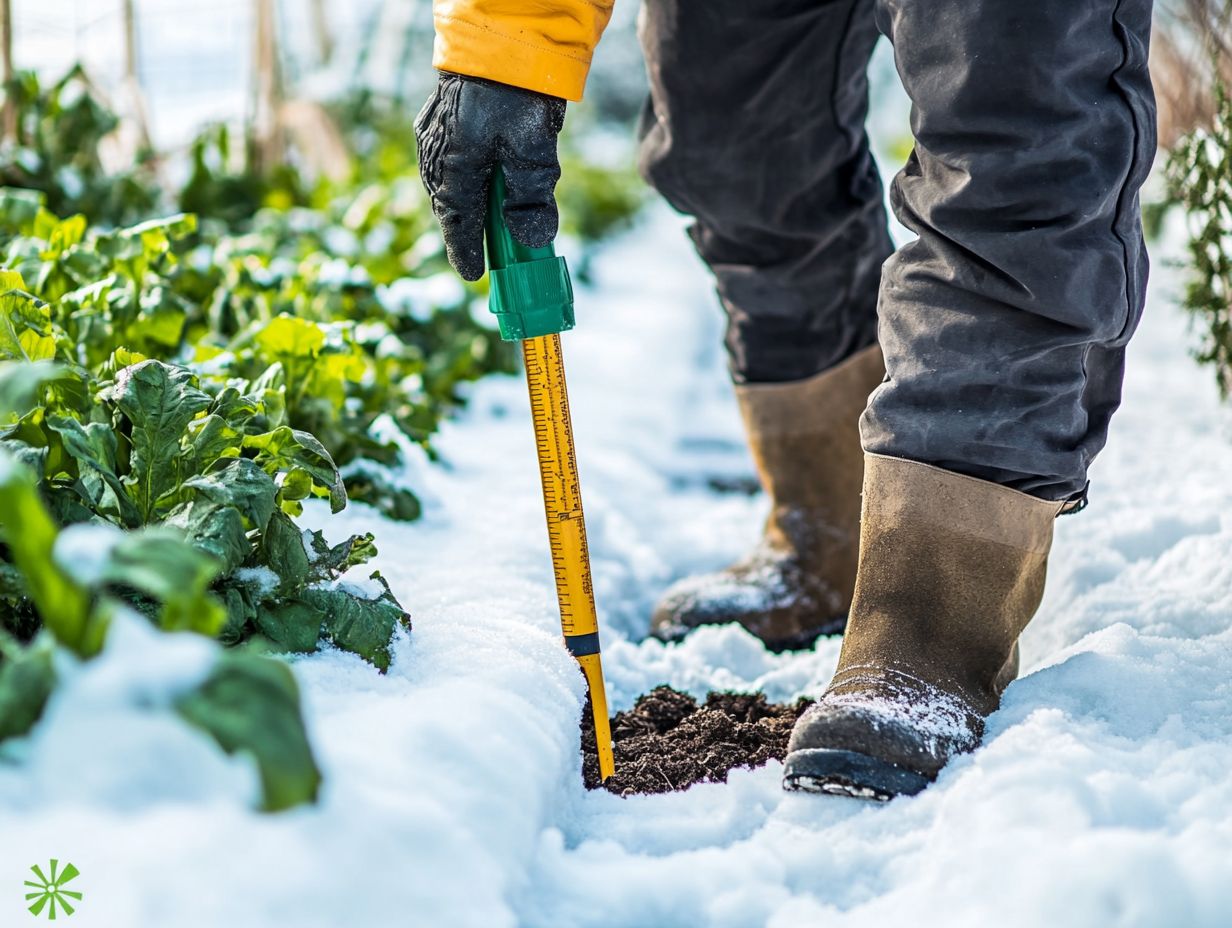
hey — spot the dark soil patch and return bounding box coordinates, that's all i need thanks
[582,686,811,796]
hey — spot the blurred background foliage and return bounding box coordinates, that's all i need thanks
[1156,0,1231,398]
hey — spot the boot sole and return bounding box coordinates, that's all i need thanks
[782,748,931,801]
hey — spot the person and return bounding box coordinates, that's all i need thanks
[413,0,1157,799]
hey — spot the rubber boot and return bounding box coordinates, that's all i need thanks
[783,453,1067,799]
[650,345,885,650]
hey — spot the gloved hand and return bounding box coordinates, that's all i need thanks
[415,72,567,281]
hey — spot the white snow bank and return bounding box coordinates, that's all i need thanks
[0,613,246,813]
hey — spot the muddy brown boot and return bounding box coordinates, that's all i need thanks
[783,453,1068,798]
[650,345,885,650]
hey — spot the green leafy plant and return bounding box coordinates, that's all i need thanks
[0,229,406,811]
[0,442,322,812]
[0,271,410,670]
[1166,79,1232,398]
[0,189,489,521]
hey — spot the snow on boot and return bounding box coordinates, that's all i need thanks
[651,345,884,650]
[783,453,1067,799]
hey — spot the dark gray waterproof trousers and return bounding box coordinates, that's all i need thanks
[637,0,1156,503]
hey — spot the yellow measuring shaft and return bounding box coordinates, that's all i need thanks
[522,333,615,781]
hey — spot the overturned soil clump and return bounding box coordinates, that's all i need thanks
[582,686,811,795]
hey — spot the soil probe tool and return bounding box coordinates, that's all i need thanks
[484,169,616,782]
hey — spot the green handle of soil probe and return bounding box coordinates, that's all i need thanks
[484,168,575,342]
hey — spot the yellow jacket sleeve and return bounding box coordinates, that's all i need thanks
[432,0,614,103]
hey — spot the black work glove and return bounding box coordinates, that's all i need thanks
[415,72,567,281]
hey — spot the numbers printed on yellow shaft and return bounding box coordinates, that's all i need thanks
[522,333,615,780]
[523,334,599,639]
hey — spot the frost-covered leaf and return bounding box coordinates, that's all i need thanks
[217,585,257,644]
[306,572,409,673]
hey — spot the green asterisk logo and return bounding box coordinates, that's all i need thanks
[24,860,82,920]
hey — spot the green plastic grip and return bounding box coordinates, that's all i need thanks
[484,168,575,342]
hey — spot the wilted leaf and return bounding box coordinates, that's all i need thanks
[244,426,345,513]
[305,573,409,673]
[186,414,242,474]
[345,471,422,522]
[208,387,263,431]
[307,530,379,580]
[217,585,256,644]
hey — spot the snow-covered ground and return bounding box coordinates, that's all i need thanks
[1,202,1230,926]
